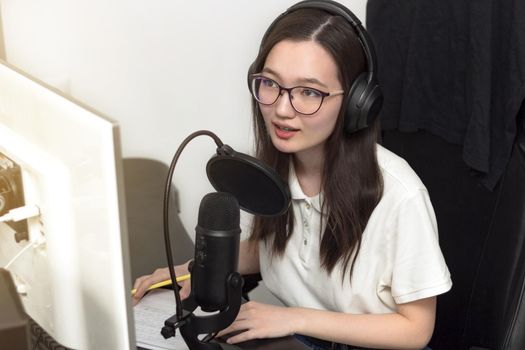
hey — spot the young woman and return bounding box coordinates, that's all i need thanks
[133,2,452,349]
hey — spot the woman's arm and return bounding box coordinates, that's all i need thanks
[132,261,191,304]
[220,296,436,350]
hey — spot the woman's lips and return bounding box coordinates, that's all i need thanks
[273,123,299,139]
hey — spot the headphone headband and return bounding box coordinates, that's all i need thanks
[285,0,377,78]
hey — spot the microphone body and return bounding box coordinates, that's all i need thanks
[191,192,241,312]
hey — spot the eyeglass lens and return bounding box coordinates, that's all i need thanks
[251,76,325,115]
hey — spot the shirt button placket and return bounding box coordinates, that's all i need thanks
[301,200,312,261]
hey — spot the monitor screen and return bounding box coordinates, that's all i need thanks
[0,60,134,349]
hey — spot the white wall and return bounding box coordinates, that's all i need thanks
[0,5,5,60]
[0,0,367,240]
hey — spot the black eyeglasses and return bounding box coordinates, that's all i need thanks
[249,74,344,115]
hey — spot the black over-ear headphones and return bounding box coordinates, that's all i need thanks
[249,0,383,134]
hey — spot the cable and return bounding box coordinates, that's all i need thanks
[32,328,43,350]
[29,318,72,350]
[0,205,40,222]
[4,241,33,269]
[1,205,40,269]
[163,130,223,323]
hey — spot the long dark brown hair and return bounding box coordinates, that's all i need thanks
[249,8,383,281]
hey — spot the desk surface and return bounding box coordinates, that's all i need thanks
[138,335,308,350]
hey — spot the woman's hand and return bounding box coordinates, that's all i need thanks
[132,261,191,305]
[217,301,298,344]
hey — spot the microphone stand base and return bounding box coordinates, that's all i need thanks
[180,273,244,350]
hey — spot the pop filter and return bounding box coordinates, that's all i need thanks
[206,145,290,217]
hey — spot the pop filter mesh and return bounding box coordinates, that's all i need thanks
[198,192,240,230]
[207,155,288,216]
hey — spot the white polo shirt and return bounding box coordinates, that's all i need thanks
[258,144,452,314]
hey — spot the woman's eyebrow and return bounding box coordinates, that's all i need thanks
[300,77,328,88]
[261,67,281,78]
[261,67,328,88]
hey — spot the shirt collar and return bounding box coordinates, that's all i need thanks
[288,163,323,212]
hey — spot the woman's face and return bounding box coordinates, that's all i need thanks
[259,39,343,160]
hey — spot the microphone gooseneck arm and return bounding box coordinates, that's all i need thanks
[163,130,224,322]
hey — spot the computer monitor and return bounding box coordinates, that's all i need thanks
[0,60,135,349]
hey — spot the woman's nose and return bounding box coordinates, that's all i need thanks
[275,90,296,119]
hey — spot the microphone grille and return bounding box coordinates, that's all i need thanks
[198,192,240,230]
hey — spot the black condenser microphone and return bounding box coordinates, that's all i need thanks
[191,192,241,312]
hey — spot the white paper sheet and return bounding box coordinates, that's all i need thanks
[134,289,189,350]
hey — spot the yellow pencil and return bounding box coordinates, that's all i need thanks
[131,273,191,296]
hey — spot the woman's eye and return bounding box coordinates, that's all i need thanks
[262,78,278,88]
[301,88,322,98]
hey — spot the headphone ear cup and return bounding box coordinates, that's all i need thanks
[362,83,383,130]
[344,73,383,133]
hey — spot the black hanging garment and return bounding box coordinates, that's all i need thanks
[367,0,525,190]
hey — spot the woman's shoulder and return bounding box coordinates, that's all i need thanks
[376,144,427,195]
